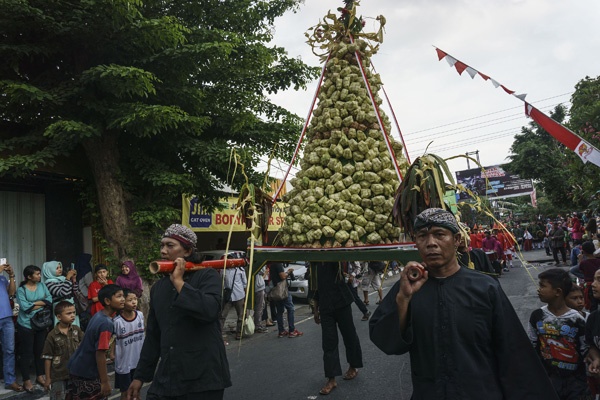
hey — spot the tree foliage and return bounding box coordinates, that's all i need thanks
[0,0,319,261]
[563,76,600,204]
[506,105,582,209]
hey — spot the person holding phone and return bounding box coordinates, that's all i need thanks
[0,259,21,392]
[42,261,81,327]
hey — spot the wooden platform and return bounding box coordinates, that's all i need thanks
[249,243,421,272]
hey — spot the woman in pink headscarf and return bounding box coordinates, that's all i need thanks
[115,260,143,298]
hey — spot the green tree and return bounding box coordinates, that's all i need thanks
[506,105,581,209]
[564,76,600,204]
[0,0,318,261]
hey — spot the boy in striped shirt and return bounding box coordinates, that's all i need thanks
[111,289,145,400]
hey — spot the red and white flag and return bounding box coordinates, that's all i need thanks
[530,188,537,208]
[525,104,600,168]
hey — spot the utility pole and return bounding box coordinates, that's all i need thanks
[465,150,480,170]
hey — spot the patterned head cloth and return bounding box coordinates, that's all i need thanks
[163,224,197,249]
[413,208,460,234]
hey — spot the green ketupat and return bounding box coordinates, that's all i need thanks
[279,1,409,248]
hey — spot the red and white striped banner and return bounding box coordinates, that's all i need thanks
[434,46,600,169]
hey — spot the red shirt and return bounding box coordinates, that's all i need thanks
[580,258,600,282]
[470,233,482,249]
[496,232,508,250]
[88,279,114,316]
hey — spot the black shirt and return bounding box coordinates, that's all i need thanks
[458,248,496,274]
[134,268,231,396]
[311,262,354,314]
[269,263,285,285]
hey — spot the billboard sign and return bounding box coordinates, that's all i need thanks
[455,165,534,200]
[182,195,286,232]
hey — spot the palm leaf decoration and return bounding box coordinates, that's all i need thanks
[392,154,455,237]
[228,148,274,243]
[238,184,273,242]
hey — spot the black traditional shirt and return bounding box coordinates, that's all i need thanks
[458,248,496,275]
[311,262,354,314]
[369,267,559,400]
[134,268,231,396]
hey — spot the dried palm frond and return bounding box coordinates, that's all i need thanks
[238,184,273,242]
[392,153,455,236]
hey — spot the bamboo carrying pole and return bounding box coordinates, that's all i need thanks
[149,259,247,274]
[406,264,425,281]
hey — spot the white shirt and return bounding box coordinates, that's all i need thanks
[114,311,145,374]
[223,267,247,302]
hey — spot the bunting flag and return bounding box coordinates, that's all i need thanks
[433,47,526,100]
[434,46,600,170]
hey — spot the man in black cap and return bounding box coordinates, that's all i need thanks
[369,208,559,400]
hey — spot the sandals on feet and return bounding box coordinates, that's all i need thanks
[5,383,23,392]
[343,368,359,380]
[364,300,369,305]
[319,381,337,395]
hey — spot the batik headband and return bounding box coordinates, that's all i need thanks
[413,208,460,234]
[163,224,197,248]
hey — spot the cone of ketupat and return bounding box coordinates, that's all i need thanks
[278,1,409,248]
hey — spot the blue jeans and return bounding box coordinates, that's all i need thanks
[570,265,584,280]
[0,317,16,385]
[275,294,295,333]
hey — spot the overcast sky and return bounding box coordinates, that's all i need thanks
[266,0,600,181]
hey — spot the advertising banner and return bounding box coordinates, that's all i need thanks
[455,165,534,200]
[182,195,286,232]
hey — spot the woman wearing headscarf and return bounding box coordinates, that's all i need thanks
[73,253,93,298]
[115,260,143,298]
[127,224,231,400]
[41,261,81,327]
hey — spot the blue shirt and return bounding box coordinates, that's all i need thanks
[0,276,12,320]
[571,246,582,267]
[68,311,114,379]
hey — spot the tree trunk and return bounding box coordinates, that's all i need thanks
[83,134,131,260]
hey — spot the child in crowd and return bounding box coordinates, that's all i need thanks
[528,268,588,399]
[566,285,587,318]
[88,264,114,316]
[67,284,125,399]
[42,301,84,400]
[111,289,145,400]
[585,269,600,397]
